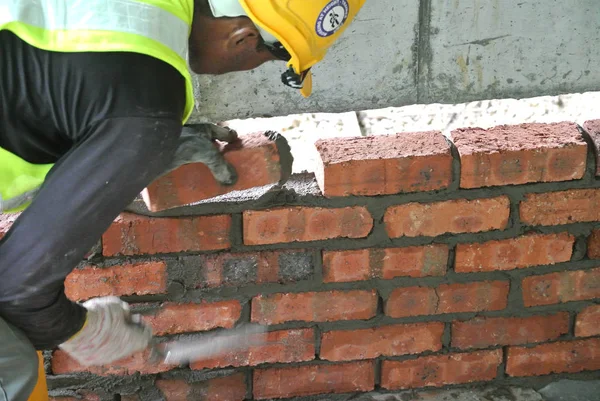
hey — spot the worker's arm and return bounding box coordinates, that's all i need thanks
[0,39,240,356]
[0,114,183,349]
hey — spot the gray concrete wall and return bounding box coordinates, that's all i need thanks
[189,0,600,123]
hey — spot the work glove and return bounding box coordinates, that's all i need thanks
[59,296,152,366]
[162,123,239,186]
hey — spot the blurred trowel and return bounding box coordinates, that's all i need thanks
[148,323,268,365]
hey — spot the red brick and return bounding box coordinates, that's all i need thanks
[587,230,600,258]
[520,189,600,226]
[0,212,18,239]
[156,373,246,401]
[452,122,587,189]
[253,361,374,399]
[455,233,574,273]
[143,301,241,336]
[381,349,502,390]
[102,213,231,256]
[320,322,444,362]
[142,132,285,212]
[575,304,600,337]
[191,328,315,369]
[51,348,174,376]
[323,245,448,283]
[251,290,378,325]
[314,131,453,197]
[243,206,373,245]
[583,119,600,176]
[64,261,168,301]
[385,281,509,318]
[195,249,313,289]
[522,267,600,307]
[452,313,570,349]
[385,196,510,238]
[506,338,600,376]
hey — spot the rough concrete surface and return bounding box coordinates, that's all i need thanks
[190,1,600,122]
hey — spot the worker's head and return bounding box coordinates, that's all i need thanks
[189,0,366,97]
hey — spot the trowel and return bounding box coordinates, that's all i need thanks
[147,323,268,365]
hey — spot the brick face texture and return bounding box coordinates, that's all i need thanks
[102,213,231,256]
[142,132,284,212]
[252,290,378,324]
[156,374,247,401]
[506,338,600,376]
[52,348,175,376]
[385,281,509,318]
[452,122,587,188]
[323,245,448,282]
[65,262,167,301]
[521,267,600,306]
[143,301,241,335]
[46,121,600,400]
[520,189,600,226]
[452,313,570,349]
[314,131,453,197]
[385,196,510,238]
[575,304,600,337]
[381,350,502,389]
[320,323,444,361]
[193,249,314,288]
[243,206,373,245]
[455,233,574,273]
[253,361,375,399]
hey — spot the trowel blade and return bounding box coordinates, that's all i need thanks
[160,324,268,365]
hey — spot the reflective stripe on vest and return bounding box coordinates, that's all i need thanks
[0,0,194,123]
[0,0,195,213]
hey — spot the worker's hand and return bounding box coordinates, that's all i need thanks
[162,123,239,186]
[58,296,152,366]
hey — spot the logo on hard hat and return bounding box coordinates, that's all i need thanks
[316,0,350,37]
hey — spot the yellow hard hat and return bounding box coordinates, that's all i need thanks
[208,0,367,97]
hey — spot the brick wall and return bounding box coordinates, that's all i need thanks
[15,120,600,400]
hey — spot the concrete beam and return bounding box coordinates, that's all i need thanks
[189,0,600,123]
[422,0,600,104]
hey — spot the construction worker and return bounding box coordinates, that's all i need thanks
[0,0,366,400]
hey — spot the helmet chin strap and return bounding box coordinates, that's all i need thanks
[207,0,279,44]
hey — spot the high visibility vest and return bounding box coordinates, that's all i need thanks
[0,0,195,213]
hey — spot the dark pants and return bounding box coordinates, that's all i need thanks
[0,29,185,351]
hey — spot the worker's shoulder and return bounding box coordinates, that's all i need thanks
[73,51,187,121]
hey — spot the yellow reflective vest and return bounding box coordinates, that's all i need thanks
[0,0,195,213]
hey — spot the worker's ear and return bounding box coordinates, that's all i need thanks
[227,25,260,51]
